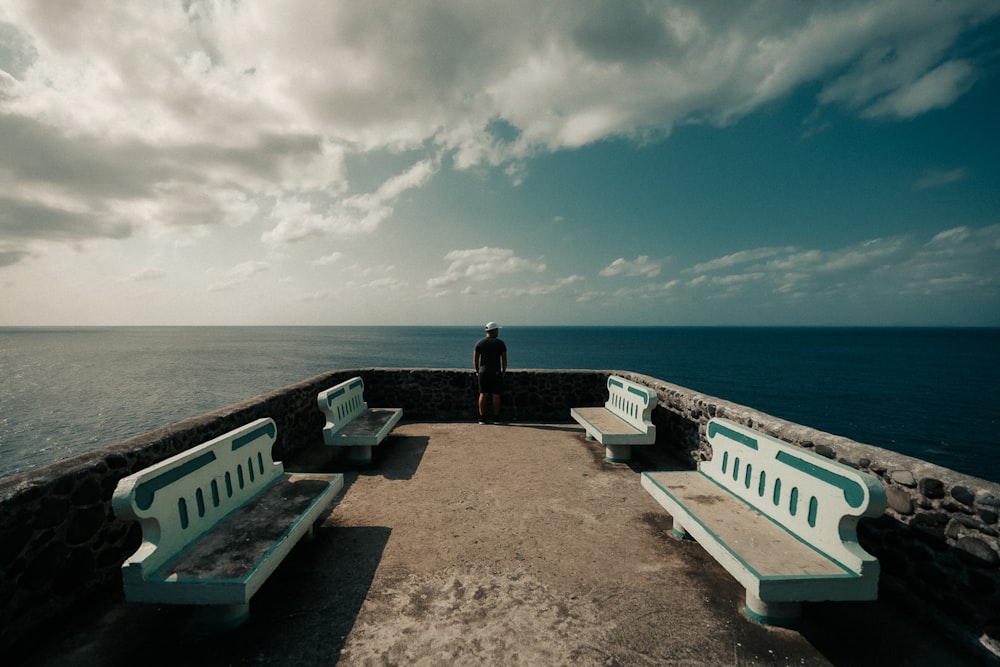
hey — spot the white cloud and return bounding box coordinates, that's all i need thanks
[494,274,584,298]
[683,229,1000,302]
[1,0,995,268]
[915,168,969,190]
[363,277,407,290]
[206,260,269,291]
[929,226,972,245]
[0,1,997,325]
[262,158,437,244]
[688,248,788,273]
[314,251,344,266]
[127,267,166,282]
[599,255,662,278]
[427,247,546,289]
[862,59,976,119]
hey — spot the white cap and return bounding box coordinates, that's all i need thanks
[485,321,500,331]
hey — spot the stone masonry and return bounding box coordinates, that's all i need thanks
[1,368,997,657]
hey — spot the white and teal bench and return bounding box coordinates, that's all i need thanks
[112,418,343,630]
[318,376,403,464]
[641,417,887,625]
[570,375,657,462]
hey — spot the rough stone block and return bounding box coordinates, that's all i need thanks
[955,537,1000,567]
[886,486,914,515]
[919,478,945,500]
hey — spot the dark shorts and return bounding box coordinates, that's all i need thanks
[478,371,504,395]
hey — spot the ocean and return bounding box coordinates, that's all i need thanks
[1,326,998,483]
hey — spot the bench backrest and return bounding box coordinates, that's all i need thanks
[703,418,887,574]
[317,376,368,436]
[112,418,283,579]
[604,375,657,435]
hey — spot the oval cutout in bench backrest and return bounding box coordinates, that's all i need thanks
[604,376,657,433]
[703,418,887,573]
[318,377,370,436]
[112,418,283,579]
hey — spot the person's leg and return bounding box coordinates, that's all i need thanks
[478,393,487,421]
[492,394,501,420]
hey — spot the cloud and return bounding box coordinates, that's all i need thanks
[687,248,789,273]
[362,277,407,290]
[206,260,269,292]
[427,247,546,288]
[493,274,585,298]
[684,229,1000,301]
[915,167,969,190]
[599,255,662,278]
[4,5,995,170]
[127,267,167,282]
[0,245,30,268]
[314,251,344,266]
[262,158,438,244]
[862,60,977,119]
[0,0,996,294]
[534,227,993,323]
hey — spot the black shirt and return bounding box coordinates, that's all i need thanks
[475,337,507,374]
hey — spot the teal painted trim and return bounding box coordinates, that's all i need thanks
[349,379,363,390]
[135,451,217,511]
[232,422,276,451]
[708,422,759,450]
[743,604,799,627]
[625,384,650,404]
[642,472,857,580]
[609,377,625,390]
[775,450,865,508]
[325,386,347,406]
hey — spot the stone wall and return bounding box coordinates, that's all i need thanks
[613,371,1000,656]
[1,368,997,657]
[0,368,606,654]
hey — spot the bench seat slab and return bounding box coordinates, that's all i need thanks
[126,472,343,606]
[642,471,869,603]
[569,407,646,444]
[569,376,657,462]
[332,408,403,446]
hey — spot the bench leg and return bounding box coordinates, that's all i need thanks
[744,593,802,626]
[671,520,692,541]
[191,603,251,632]
[346,445,373,465]
[604,444,631,463]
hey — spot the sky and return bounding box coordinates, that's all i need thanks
[1,1,999,327]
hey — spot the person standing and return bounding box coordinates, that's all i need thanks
[473,321,507,424]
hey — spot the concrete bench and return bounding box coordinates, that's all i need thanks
[318,376,403,464]
[570,375,657,462]
[641,417,887,625]
[112,418,343,630]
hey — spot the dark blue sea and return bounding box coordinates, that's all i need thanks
[1,326,998,483]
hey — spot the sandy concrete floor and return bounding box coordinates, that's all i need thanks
[18,421,985,666]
